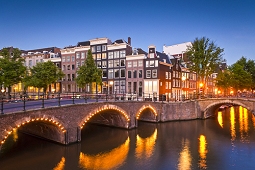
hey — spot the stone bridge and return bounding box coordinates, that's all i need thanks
[0,98,255,149]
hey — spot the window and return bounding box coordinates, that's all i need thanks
[173,71,175,78]
[108,69,113,79]
[139,70,142,78]
[133,61,137,67]
[149,53,154,58]
[102,53,106,59]
[169,72,171,79]
[133,82,137,93]
[150,60,154,67]
[91,46,96,52]
[146,70,151,78]
[128,82,131,93]
[72,64,75,70]
[81,52,85,59]
[166,82,168,89]
[166,72,168,79]
[29,60,32,67]
[108,52,113,59]
[72,56,75,62]
[169,82,171,89]
[152,69,157,78]
[108,60,113,68]
[76,61,80,68]
[138,60,143,67]
[146,61,149,67]
[97,61,101,68]
[103,69,107,78]
[36,59,39,64]
[67,65,70,70]
[97,53,101,60]
[92,54,96,59]
[114,51,119,58]
[127,61,132,67]
[76,53,80,59]
[155,60,158,67]
[81,61,84,65]
[128,71,132,78]
[120,69,125,78]
[67,56,70,62]
[72,74,75,81]
[97,46,101,52]
[62,65,65,71]
[114,69,119,78]
[114,60,120,67]
[120,59,125,67]
[120,50,125,58]
[133,70,137,78]
[102,61,107,68]
[62,57,65,62]
[102,45,106,51]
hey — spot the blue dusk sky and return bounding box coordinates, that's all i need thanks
[1,0,254,65]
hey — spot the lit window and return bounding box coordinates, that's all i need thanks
[102,53,106,59]
[97,53,101,60]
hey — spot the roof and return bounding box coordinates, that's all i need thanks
[77,41,90,47]
[156,51,171,64]
[24,47,60,53]
[112,39,128,44]
[137,48,148,55]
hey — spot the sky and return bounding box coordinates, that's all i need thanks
[1,0,254,65]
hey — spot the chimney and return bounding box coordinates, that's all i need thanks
[128,37,131,46]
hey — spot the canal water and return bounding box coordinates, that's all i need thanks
[1,106,255,170]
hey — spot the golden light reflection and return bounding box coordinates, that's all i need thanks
[53,157,65,170]
[217,111,223,128]
[79,137,130,170]
[178,139,192,170]
[251,114,255,128]
[230,107,236,141]
[239,106,249,142]
[12,128,18,142]
[198,135,208,169]
[135,129,157,159]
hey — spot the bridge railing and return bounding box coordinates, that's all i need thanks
[1,91,253,114]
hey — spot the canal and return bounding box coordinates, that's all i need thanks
[1,106,255,170]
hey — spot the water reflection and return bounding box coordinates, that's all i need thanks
[230,107,236,141]
[198,135,208,169]
[135,129,157,159]
[53,157,65,170]
[79,137,130,170]
[217,111,223,128]
[178,139,192,170]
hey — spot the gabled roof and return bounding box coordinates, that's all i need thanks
[137,48,148,55]
[156,51,171,64]
[77,41,90,47]
[24,47,60,53]
[113,39,128,44]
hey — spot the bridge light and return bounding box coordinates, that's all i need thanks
[1,141,4,144]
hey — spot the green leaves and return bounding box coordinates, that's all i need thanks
[75,49,102,88]
[0,48,26,88]
[24,61,64,92]
[186,37,224,83]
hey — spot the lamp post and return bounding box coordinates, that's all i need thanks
[1,89,5,114]
[199,82,204,98]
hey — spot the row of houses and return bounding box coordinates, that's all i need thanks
[5,37,226,100]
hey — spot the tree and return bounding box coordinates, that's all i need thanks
[75,49,102,92]
[0,48,26,98]
[228,61,253,94]
[24,61,64,93]
[186,37,224,92]
[215,70,232,96]
[234,56,255,93]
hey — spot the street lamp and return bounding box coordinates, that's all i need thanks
[199,83,204,98]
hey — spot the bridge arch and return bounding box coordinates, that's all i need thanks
[136,105,158,122]
[0,115,67,146]
[79,104,130,129]
[203,100,252,118]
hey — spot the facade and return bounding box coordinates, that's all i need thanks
[126,48,147,98]
[144,45,172,100]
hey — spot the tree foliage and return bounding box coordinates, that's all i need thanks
[215,70,232,95]
[75,49,102,90]
[24,61,64,92]
[186,37,224,86]
[0,48,26,93]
